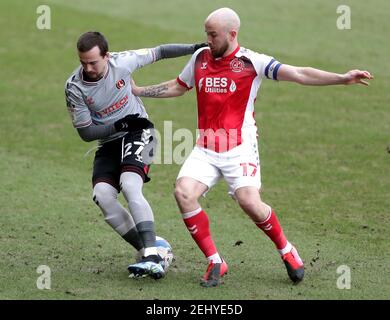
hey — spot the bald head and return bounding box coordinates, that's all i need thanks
[204,8,240,58]
[205,7,240,32]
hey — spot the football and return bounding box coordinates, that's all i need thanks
[155,236,174,271]
[135,236,174,271]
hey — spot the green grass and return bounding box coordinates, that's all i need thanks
[0,0,389,300]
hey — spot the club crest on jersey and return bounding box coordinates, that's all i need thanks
[85,96,94,106]
[230,58,244,72]
[116,79,125,89]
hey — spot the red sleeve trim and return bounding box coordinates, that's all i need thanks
[176,77,192,90]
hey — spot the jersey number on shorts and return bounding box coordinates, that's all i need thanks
[240,163,257,177]
[123,141,145,162]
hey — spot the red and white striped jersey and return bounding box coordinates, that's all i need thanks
[177,45,281,152]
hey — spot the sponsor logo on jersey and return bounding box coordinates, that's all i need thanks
[198,78,204,92]
[230,58,244,72]
[198,77,236,94]
[116,79,125,89]
[92,94,128,119]
[229,80,237,92]
[201,62,207,69]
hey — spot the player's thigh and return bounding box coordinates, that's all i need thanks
[92,139,122,190]
[220,141,261,197]
[177,147,221,193]
[120,129,157,183]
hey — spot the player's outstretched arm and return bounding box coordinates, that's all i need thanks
[154,43,207,61]
[132,79,187,98]
[277,64,373,86]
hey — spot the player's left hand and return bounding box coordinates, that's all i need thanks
[114,114,153,132]
[343,70,374,85]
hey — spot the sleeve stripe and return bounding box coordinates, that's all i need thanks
[151,48,157,62]
[264,58,275,79]
[273,63,282,80]
[74,119,92,129]
[176,77,192,90]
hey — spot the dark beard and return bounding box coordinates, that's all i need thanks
[83,70,104,82]
[211,41,230,58]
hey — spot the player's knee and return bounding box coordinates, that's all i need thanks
[238,197,270,221]
[238,197,257,213]
[236,190,263,214]
[120,172,143,201]
[174,183,195,205]
[92,182,117,209]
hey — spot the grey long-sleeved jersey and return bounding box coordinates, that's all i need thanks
[65,44,198,144]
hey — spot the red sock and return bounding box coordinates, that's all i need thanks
[255,209,287,250]
[182,208,217,258]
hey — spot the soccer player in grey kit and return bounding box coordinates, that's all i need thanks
[65,31,205,279]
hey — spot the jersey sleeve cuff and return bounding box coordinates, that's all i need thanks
[74,119,92,129]
[176,77,192,90]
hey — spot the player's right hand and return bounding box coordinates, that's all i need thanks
[114,114,153,132]
[343,69,373,86]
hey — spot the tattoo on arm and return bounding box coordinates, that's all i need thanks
[140,84,169,97]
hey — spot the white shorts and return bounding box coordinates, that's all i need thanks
[177,136,261,197]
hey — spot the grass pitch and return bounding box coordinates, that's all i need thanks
[0,0,389,300]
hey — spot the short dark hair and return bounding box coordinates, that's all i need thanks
[77,31,109,57]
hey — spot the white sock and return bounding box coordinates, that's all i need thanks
[207,253,222,263]
[278,241,293,256]
[144,247,157,257]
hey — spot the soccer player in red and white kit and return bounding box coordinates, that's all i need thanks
[132,8,373,286]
